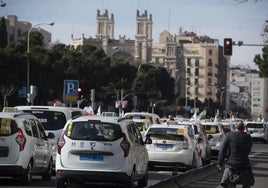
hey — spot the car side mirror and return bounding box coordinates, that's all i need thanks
[47,132,55,139]
[145,136,152,144]
[207,135,213,140]
[197,138,203,143]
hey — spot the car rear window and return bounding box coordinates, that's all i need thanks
[22,110,66,131]
[203,125,220,134]
[0,118,18,136]
[66,121,123,141]
[147,127,185,141]
[246,123,265,128]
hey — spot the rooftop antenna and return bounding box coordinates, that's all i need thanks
[168,8,171,32]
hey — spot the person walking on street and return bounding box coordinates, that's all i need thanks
[217,120,254,188]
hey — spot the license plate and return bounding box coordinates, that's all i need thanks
[156,143,173,149]
[80,155,103,161]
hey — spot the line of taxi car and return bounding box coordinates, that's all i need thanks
[55,115,149,188]
[144,123,203,171]
[0,112,54,185]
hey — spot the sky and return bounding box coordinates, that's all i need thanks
[1,0,268,69]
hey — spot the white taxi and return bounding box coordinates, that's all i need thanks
[201,121,226,159]
[144,123,202,171]
[0,112,54,185]
[56,116,148,188]
[246,121,268,143]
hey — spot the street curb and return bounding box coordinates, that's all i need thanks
[145,163,218,188]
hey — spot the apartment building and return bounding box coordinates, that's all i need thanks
[3,15,52,47]
[151,30,226,106]
[230,66,268,120]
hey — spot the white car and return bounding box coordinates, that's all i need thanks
[15,105,86,169]
[201,121,226,159]
[124,112,162,124]
[0,112,54,185]
[144,123,202,171]
[56,116,149,188]
[246,121,268,143]
[177,121,211,165]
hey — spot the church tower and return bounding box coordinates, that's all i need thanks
[96,9,114,53]
[135,10,153,62]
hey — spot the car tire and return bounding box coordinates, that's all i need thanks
[56,177,68,188]
[20,162,32,185]
[138,168,148,187]
[42,158,53,181]
[122,169,135,188]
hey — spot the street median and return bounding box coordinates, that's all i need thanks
[145,163,218,188]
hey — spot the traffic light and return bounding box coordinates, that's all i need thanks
[77,87,82,100]
[223,38,233,56]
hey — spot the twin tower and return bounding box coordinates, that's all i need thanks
[71,9,153,62]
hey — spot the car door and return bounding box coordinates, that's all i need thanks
[35,119,51,169]
[29,119,43,169]
[128,123,148,175]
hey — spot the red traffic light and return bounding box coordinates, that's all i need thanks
[223,38,233,56]
[77,87,82,93]
[225,40,231,46]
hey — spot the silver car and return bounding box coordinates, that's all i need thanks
[246,121,268,143]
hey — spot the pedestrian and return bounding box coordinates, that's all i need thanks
[217,120,254,188]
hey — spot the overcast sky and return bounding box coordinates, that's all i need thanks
[1,0,268,69]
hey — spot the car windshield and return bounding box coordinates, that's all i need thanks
[22,110,66,131]
[246,123,264,128]
[0,118,18,136]
[66,121,123,141]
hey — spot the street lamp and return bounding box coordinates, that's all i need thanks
[0,1,6,7]
[26,22,54,105]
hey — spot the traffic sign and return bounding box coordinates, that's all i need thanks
[63,80,79,102]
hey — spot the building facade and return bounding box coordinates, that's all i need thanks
[4,15,52,47]
[71,9,153,62]
[229,65,268,120]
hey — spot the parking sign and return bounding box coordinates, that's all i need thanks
[63,80,79,102]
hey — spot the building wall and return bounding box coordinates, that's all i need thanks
[5,15,52,47]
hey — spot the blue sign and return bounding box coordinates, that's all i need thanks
[63,80,79,101]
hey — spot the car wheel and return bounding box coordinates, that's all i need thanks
[122,169,135,188]
[42,159,52,181]
[138,168,148,187]
[56,177,68,188]
[20,162,32,185]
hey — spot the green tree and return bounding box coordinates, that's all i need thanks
[253,19,268,78]
[0,16,8,48]
[254,46,268,77]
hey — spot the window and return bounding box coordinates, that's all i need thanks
[209,49,212,55]
[0,118,18,136]
[36,120,46,139]
[23,110,67,131]
[30,120,39,138]
[195,58,199,67]
[67,122,122,141]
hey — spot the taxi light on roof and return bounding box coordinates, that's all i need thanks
[88,120,101,123]
[177,128,185,134]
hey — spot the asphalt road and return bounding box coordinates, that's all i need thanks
[0,142,267,188]
[183,142,268,188]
